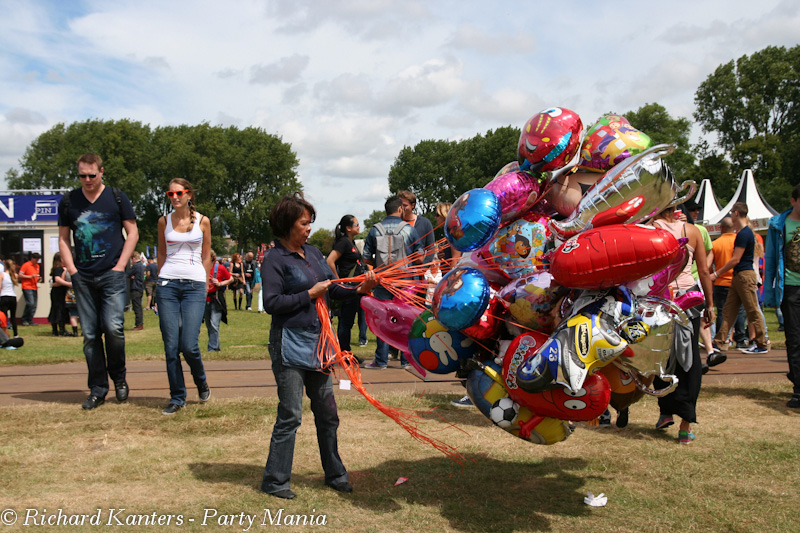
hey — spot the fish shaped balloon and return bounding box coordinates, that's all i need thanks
[549,144,697,239]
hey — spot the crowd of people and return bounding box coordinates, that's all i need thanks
[6,151,795,499]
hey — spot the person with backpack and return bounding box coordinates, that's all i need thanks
[58,153,139,410]
[361,197,422,369]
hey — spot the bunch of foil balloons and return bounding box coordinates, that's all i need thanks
[364,107,700,445]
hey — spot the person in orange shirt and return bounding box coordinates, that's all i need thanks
[18,253,41,326]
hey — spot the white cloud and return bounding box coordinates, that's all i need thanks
[0,0,794,230]
[250,54,310,85]
[446,22,536,55]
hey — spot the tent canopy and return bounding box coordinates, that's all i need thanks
[705,169,778,234]
[693,178,722,223]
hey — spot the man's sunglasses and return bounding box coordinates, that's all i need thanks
[166,190,190,198]
[78,173,98,179]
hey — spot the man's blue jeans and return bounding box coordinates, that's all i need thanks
[156,279,208,406]
[245,280,254,309]
[22,289,37,324]
[204,299,222,351]
[72,269,127,398]
[260,328,348,494]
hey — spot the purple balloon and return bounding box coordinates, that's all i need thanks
[484,171,543,225]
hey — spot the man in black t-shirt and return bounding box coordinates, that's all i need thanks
[58,153,139,410]
[712,202,768,354]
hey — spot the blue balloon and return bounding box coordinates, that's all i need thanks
[432,267,491,331]
[444,188,501,252]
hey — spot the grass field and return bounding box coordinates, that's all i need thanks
[0,292,797,532]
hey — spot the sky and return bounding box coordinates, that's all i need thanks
[1,0,798,233]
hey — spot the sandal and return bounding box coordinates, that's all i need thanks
[656,414,674,430]
[678,430,696,444]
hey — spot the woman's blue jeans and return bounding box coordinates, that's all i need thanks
[156,279,208,406]
[260,328,348,494]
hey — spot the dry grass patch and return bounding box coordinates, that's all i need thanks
[1,382,798,532]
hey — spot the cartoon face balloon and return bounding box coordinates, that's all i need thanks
[487,216,550,278]
[407,310,476,374]
[517,107,583,173]
[445,188,502,252]
[432,267,491,331]
[578,114,653,172]
[496,271,567,334]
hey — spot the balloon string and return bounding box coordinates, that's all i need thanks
[314,297,467,464]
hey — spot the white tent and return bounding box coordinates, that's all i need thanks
[706,169,778,234]
[693,178,722,223]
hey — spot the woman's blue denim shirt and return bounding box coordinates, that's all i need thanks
[261,240,356,329]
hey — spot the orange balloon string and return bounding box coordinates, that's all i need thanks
[314,297,467,464]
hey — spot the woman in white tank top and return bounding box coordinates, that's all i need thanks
[156,178,212,415]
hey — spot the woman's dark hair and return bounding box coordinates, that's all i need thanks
[50,252,63,277]
[335,215,356,240]
[270,192,316,239]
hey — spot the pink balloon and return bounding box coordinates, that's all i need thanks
[675,291,704,311]
[484,171,543,225]
[360,296,422,354]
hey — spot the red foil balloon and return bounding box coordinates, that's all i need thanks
[517,107,583,172]
[549,224,683,290]
[500,332,611,421]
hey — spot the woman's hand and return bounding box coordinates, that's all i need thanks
[356,270,377,295]
[308,280,332,300]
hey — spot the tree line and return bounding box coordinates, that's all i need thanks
[6,120,301,253]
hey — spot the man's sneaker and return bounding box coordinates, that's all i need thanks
[359,341,368,347]
[787,395,800,408]
[363,362,387,370]
[198,381,211,402]
[707,351,727,367]
[598,409,612,427]
[450,395,473,408]
[778,325,785,332]
[114,380,129,402]
[246,307,252,311]
[82,395,104,410]
[736,340,752,350]
[400,363,410,370]
[162,403,183,415]
[742,345,769,354]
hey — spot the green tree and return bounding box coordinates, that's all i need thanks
[387,126,520,215]
[359,209,385,237]
[308,228,334,255]
[7,119,301,251]
[693,45,800,211]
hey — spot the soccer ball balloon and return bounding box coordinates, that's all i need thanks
[489,397,519,429]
